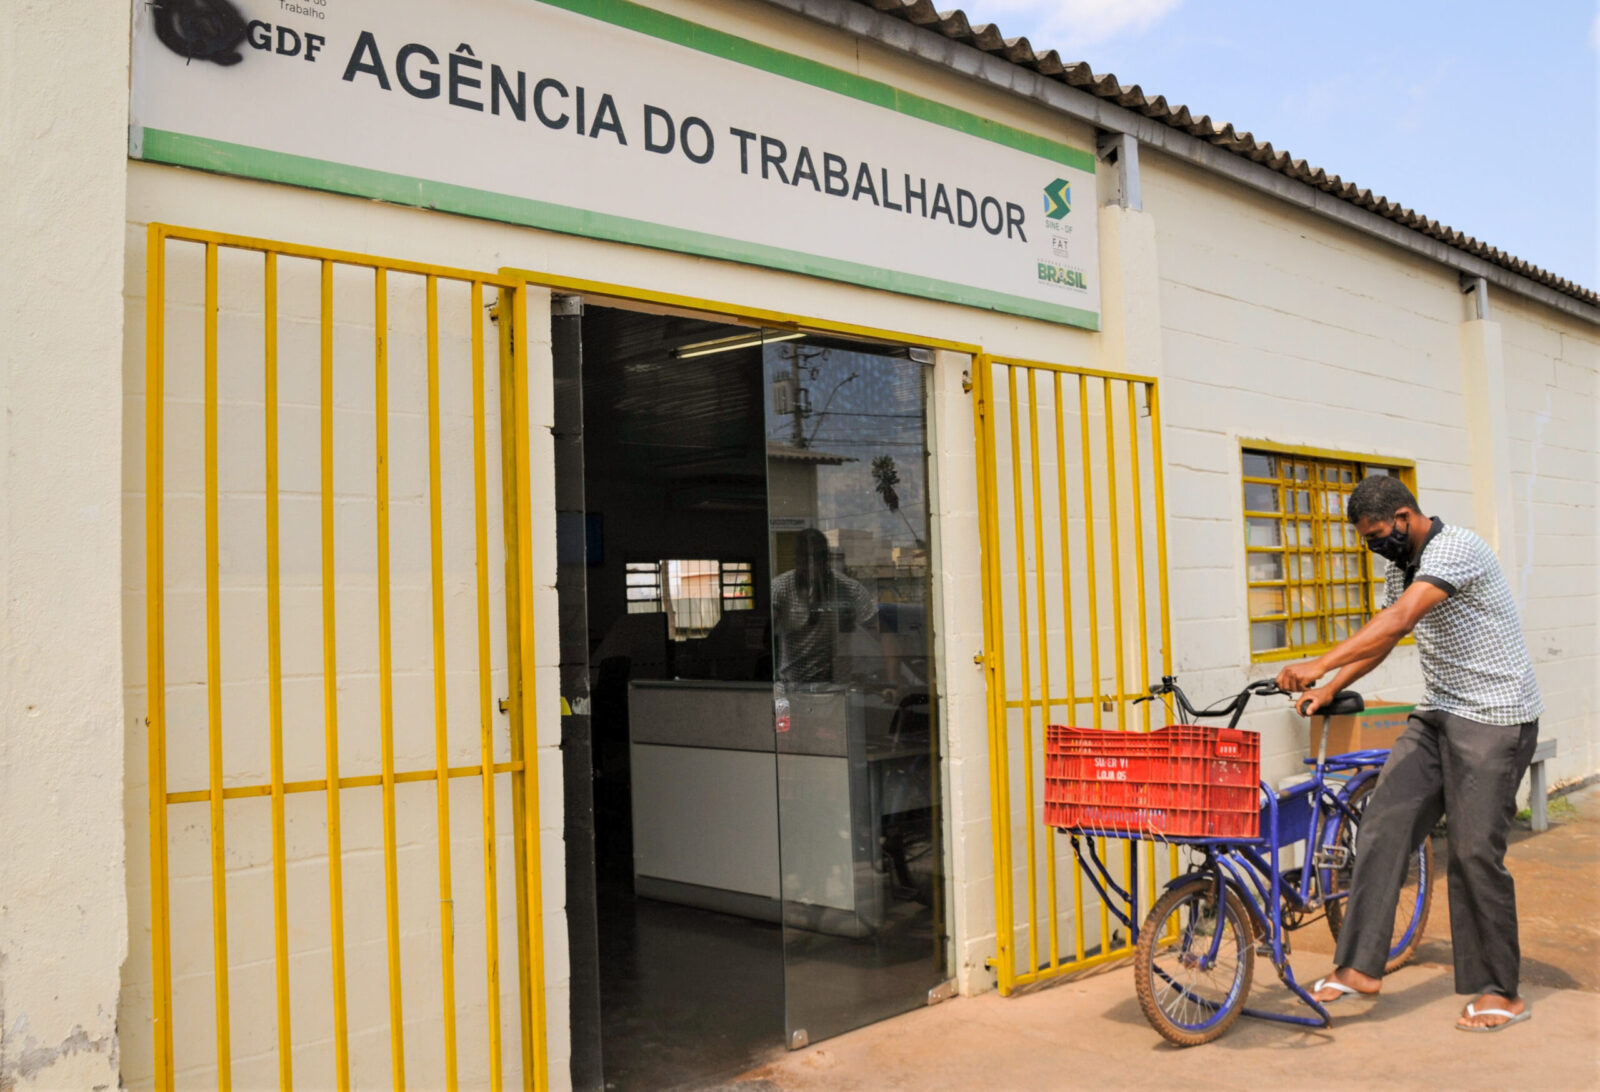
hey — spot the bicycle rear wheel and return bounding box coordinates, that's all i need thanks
[1134,876,1255,1047]
[1324,776,1434,972]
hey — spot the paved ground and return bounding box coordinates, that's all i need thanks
[733,784,1600,1091]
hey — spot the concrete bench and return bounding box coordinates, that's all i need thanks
[1529,738,1558,833]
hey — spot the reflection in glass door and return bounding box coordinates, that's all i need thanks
[763,332,948,1047]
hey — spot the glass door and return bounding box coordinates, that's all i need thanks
[762,332,948,1047]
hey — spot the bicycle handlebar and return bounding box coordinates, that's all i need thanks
[1139,675,1293,727]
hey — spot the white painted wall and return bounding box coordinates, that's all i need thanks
[1134,147,1598,806]
[1497,294,1599,786]
[0,3,130,1089]
[928,348,990,993]
[1143,152,1468,768]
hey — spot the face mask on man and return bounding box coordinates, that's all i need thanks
[1366,514,1412,564]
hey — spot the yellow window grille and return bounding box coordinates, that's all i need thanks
[1242,445,1415,660]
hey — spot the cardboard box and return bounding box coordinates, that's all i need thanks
[1310,703,1415,756]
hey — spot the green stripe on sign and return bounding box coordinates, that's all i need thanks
[138,129,1101,331]
[534,0,1098,174]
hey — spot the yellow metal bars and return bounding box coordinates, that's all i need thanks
[264,252,294,1090]
[511,282,551,1092]
[320,257,353,1089]
[1076,375,1103,732]
[144,225,175,1090]
[1074,372,1112,973]
[1100,377,1134,919]
[1051,374,1085,964]
[1147,387,1174,680]
[373,267,408,1090]
[971,354,1015,993]
[1026,371,1061,972]
[164,762,527,804]
[499,288,539,1087]
[1003,368,1039,977]
[1147,383,1182,890]
[974,357,1170,994]
[1102,379,1127,735]
[143,225,545,1089]
[202,241,234,1089]
[471,279,507,1092]
[425,276,463,1091]
[1124,382,1158,910]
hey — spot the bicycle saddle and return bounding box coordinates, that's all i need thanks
[1305,690,1365,717]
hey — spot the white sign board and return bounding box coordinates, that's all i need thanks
[131,0,1100,328]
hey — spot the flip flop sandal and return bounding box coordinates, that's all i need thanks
[1311,977,1370,1003]
[1456,1002,1532,1032]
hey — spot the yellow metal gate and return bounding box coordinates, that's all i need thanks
[972,355,1176,993]
[142,225,546,1089]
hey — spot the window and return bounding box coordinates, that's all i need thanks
[625,561,663,614]
[625,559,754,639]
[720,561,754,612]
[1241,447,1413,659]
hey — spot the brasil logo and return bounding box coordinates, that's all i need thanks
[1043,178,1071,219]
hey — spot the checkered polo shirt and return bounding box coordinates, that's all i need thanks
[1383,519,1542,726]
[772,568,878,684]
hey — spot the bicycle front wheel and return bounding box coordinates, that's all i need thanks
[1324,775,1435,972]
[1134,876,1255,1047]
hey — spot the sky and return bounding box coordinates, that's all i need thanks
[962,0,1599,289]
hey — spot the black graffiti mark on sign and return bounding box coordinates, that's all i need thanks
[151,0,249,67]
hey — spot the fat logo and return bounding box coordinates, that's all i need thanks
[1042,177,1071,220]
[151,0,249,66]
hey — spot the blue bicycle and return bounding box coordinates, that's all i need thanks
[1068,677,1434,1046]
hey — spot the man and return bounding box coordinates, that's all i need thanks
[771,528,879,686]
[1275,475,1542,1032]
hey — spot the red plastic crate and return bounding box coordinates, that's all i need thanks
[1043,724,1261,839]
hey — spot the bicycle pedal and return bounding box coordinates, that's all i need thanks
[1256,934,1288,956]
[1312,846,1352,870]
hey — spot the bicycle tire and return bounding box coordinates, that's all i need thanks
[1134,877,1255,1047]
[1323,776,1434,973]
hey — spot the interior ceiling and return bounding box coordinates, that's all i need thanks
[581,305,767,488]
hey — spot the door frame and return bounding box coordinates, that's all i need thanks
[505,267,977,1073]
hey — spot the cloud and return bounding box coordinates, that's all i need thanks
[966,0,1184,50]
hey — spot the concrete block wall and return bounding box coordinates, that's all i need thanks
[1497,294,1599,786]
[928,349,995,994]
[0,2,129,1089]
[1138,151,1516,788]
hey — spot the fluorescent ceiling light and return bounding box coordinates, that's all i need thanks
[673,331,804,359]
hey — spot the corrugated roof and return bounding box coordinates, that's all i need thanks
[768,441,856,464]
[855,0,1597,308]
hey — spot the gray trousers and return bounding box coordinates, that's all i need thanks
[1334,708,1539,996]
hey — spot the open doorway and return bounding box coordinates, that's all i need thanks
[558,302,948,1090]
